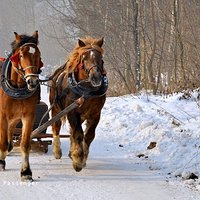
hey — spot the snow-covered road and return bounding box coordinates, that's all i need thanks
[0,136,199,200]
[0,88,200,199]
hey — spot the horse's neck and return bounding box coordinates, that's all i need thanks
[10,63,26,88]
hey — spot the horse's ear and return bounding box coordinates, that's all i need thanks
[32,30,38,40]
[14,32,21,43]
[78,39,86,47]
[96,37,104,47]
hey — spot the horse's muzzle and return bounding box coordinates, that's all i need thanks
[90,74,102,87]
[26,77,39,91]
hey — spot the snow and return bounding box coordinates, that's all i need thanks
[0,86,200,199]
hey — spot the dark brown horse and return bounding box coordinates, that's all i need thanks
[0,31,42,181]
[49,37,108,172]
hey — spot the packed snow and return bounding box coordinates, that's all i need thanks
[0,86,200,199]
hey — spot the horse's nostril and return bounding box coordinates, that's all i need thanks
[90,75,102,87]
[93,75,100,82]
[27,78,31,85]
[26,78,39,87]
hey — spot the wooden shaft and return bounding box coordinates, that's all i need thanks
[32,133,70,138]
[31,96,84,139]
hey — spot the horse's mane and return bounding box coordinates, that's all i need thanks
[66,37,104,73]
[11,34,38,52]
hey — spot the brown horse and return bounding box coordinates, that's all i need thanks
[49,37,108,172]
[0,31,42,181]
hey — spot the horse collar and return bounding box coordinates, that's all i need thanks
[68,72,108,98]
[0,56,38,99]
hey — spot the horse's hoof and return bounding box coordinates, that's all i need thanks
[21,175,33,182]
[53,150,62,159]
[72,162,86,172]
[0,160,6,171]
[73,164,83,172]
[21,168,32,181]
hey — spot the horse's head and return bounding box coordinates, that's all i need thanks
[76,37,105,87]
[10,31,42,91]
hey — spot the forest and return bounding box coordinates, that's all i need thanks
[0,0,200,96]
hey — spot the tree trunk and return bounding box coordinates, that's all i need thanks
[147,0,157,94]
[132,0,141,91]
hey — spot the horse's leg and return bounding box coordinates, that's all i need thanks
[83,116,100,165]
[52,119,62,159]
[7,121,19,153]
[51,106,62,159]
[0,116,8,171]
[68,112,84,172]
[20,116,34,181]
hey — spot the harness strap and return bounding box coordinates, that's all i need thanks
[12,64,26,81]
[68,73,108,98]
[24,74,39,79]
[23,66,36,71]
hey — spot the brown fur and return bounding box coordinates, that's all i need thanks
[49,37,106,172]
[66,37,104,73]
[0,31,42,181]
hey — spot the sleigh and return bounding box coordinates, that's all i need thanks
[13,101,71,153]
[13,96,86,153]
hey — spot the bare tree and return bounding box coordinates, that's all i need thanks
[2,0,200,95]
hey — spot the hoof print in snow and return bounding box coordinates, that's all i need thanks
[137,153,148,159]
[147,142,157,150]
[172,119,181,127]
[182,172,198,180]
